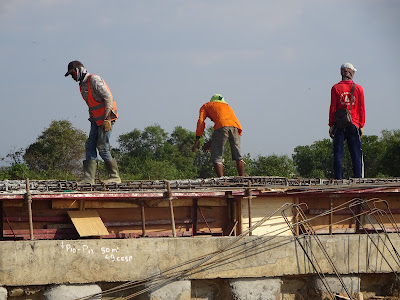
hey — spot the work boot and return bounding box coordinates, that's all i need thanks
[213,163,224,177]
[236,160,245,176]
[81,160,97,184]
[103,158,121,183]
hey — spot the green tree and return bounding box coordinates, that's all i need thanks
[249,154,296,177]
[141,159,180,180]
[336,132,396,178]
[167,126,198,178]
[292,131,400,179]
[0,148,31,180]
[23,120,86,178]
[361,135,386,177]
[193,126,214,178]
[140,124,169,160]
[117,127,157,179]
[114,128,144,179]
[117,125,198,179]
[116,124,249,180]
[293,139,334,178]
[380,130,400,176]
[292,145,313,177]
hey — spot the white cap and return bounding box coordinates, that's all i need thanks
[341,62,357,72]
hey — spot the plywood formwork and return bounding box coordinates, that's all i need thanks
[1,177,400,240]
[0,192,233,240]
[240,196,295,236]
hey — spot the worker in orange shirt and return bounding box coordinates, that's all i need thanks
[192,94,244,177]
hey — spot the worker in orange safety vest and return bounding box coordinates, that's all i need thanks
[65,60,121,184]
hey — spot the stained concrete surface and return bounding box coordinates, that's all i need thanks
[0,234,400,299]
[0,235,398,286]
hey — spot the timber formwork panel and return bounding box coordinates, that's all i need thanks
[2,178,400,240]
[295,194,400,234]
[2,197,231,240]
[240,196,295,236]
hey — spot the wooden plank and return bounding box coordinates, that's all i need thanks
[3,200,23,207]
[146,198,226,208]
[3,228,78,240]
[5,216,70,222]
[1,229,212,240]
[67,210,109,237]
[105,218,216,227]
[53,200,140,209]
[241,196,294,236]
[52,198,227,209]
[198,198,227,207]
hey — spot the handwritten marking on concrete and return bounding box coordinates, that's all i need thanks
[104,254,133,263]
[100,247,119,254]
[60,242,94,255]
[60,242,133,263]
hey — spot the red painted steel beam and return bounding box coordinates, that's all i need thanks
[0,191,230,201]
[5,216,70,222]
[1,186,400,202]
[2,229,196,240]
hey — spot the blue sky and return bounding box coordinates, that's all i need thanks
[0,0,399,165]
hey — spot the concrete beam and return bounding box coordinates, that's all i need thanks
[0,234,398,286]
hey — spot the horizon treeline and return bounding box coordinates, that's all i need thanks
[1,120,399,180]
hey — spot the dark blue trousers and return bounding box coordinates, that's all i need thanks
[333,124,363,179]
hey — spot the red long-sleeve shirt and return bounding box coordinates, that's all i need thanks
[195,102,242,137]
[329,80,365,128]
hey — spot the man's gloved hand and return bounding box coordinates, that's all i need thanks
[103,120,112,132]
[192,139,200,152]
[329,126,334,139]
[359,127,363,137]
[202,140,212,152]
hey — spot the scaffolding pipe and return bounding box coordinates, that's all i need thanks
[141,201,146,237]
[25,178,34,240]
[166,181,176,237]
[246,181,253,236]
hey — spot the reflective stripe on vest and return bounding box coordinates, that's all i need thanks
[80,74,118,126]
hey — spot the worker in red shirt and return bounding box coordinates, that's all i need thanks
[329,63,365,179]
[192,94,244,177]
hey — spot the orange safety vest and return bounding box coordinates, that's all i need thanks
[80,74,118,126]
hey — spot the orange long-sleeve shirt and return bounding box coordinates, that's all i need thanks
[195,102,242,137]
